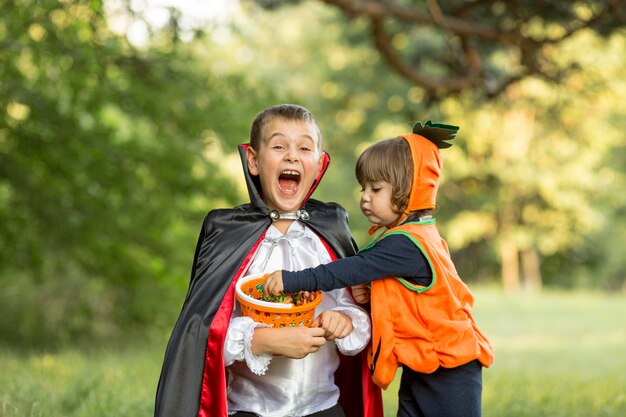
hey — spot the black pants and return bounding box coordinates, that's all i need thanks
[397,360,483,417]
[232,403,345,417]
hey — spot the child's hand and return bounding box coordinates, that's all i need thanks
[263,271,284,296]
[252,327,326,359]
[351,283,370,304]
[312,310,353,341]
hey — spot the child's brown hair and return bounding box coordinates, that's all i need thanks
[355,137,414,214]
[249,104,322,152]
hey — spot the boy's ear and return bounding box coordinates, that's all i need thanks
[246,146,259,176]
[316,152,324,174]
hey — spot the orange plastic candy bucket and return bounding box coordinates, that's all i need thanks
[235,273,322,328]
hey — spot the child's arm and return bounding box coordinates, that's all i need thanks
[263,234,432,295]
[225,317,328,375]
[251,326,327,358]
[264,271,370,305]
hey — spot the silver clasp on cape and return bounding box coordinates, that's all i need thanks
[269,209,310,222]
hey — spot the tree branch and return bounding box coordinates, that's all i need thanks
[548,0,621,43]
[314,0,626,98]
[426,0,482,75]
[370,16,476,93]
[321,0,524,43]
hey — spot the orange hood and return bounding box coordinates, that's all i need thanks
[399,121,459,216]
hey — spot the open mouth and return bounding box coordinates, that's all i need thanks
[278,170,301,194]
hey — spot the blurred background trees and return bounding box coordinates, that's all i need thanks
[1,0,624,348]
[279,0,625,99]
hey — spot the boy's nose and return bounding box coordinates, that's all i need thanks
[284,149,299,162]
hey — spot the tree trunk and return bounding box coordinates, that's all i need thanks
[500,239,521,292]
[521,248,542,292]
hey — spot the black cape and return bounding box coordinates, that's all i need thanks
[154,144,383,417]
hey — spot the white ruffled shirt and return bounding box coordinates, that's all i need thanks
[224,221,371,417]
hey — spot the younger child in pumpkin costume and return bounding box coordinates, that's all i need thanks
[263,121,495,417]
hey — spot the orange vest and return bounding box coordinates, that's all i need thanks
[367,219,495,389]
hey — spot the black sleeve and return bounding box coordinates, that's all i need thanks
[282,234,432,293]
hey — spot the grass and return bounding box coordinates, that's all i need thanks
[1,288,625,417]
[0,341,162,417]
[382,287,626,417]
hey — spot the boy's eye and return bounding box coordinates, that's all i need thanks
[372,188,381,192]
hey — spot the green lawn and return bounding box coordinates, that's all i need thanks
[1,288,625,417]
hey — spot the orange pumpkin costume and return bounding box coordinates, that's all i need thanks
[366,124,495,389]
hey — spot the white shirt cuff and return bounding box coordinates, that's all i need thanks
[224,316,273,375]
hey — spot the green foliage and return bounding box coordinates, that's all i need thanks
[435,29,626,290]
[0,0,276,346]
[311,0,625,98]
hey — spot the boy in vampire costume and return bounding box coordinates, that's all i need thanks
[154,104,383,417]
